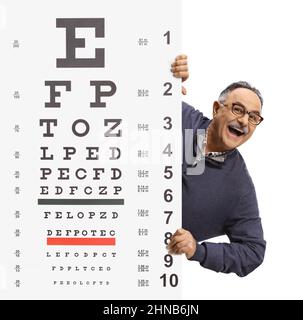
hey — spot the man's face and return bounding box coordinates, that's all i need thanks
[211,88,262,151]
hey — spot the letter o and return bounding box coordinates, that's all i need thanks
[72,119,90,137]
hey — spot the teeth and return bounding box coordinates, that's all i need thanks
[234,128,243,133]
[229,126,243,136]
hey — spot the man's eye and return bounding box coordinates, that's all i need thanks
[233,106,244,114]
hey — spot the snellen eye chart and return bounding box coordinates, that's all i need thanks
[0,0,182,299]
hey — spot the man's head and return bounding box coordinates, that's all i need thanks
[208,81,263,152]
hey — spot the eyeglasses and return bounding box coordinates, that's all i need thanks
[221,102,264,126]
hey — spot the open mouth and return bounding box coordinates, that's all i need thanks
[228,125,245,137]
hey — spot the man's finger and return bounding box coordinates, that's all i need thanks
[168,240,189,254]
[176,228,187,234]
[173,71,189,81]
[167,234,186,249]
[171,59,187,67]
[169,238,189,251]
[171,228,183,237]
[170,228,187,241]
[171,65,188,73]
[176,246,190,255]
[175,54,187,60]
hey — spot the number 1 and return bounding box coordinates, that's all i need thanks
[164,31,170,44]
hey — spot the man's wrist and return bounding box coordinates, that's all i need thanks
[188,242,206,263]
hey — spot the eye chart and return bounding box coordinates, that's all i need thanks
[0,0,181,299]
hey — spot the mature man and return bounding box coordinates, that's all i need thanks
[168,55,266,277]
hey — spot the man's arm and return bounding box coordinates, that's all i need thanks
[169,188,266,277]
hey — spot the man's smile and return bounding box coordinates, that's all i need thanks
[226,121,248,141]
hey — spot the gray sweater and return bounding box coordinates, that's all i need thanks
[182,102,266,277]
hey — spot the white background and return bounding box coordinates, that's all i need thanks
[181,0,303,300]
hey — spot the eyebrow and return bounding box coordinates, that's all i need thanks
[233,101,260,114]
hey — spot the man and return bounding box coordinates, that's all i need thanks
[168,55,266,277]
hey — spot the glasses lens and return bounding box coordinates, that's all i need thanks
[232,104,245,116]
[249,113,261,125]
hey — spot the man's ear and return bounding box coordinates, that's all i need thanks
[213,101,221,117]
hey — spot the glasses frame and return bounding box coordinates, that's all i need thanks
[220,102,264,126]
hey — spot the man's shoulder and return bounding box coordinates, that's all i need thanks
[182,101,209,130]
[182,101,204,117]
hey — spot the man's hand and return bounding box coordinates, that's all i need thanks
[167,228,196,259]
[171,54,189,95]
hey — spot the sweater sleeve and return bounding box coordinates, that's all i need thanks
[191,186,266,277]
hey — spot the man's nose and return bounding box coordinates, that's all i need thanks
[238,113,249,126]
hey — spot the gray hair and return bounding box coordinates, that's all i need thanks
[218,81,263,107]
